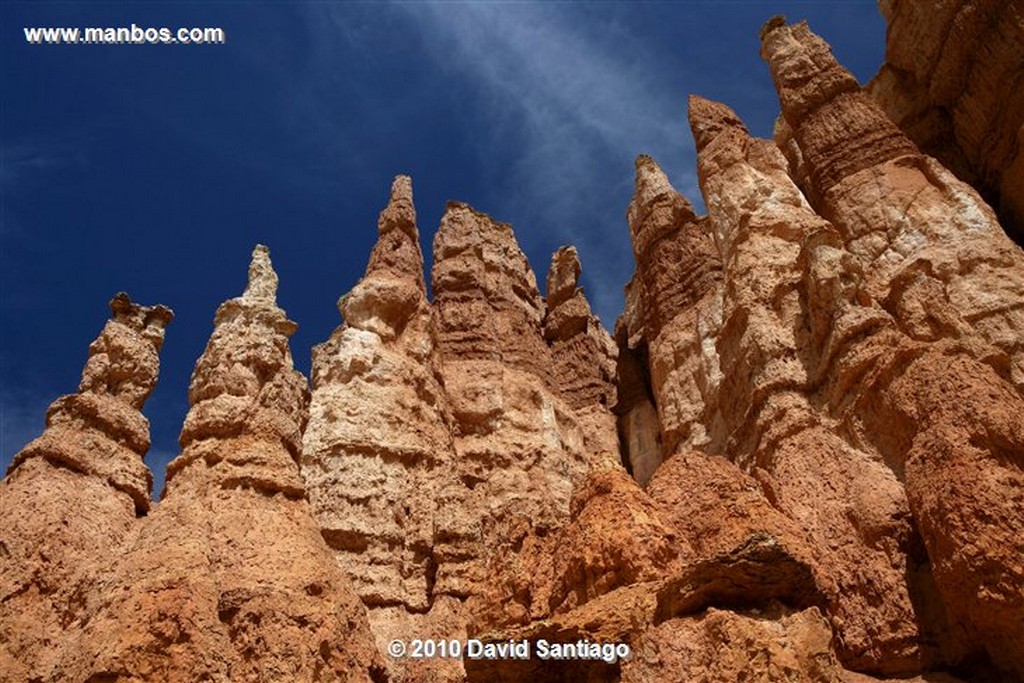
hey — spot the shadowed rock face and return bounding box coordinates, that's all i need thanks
[0,293,171,681]
[868,0,1024,242]
[544,245,620,466]
[617,155,723,477]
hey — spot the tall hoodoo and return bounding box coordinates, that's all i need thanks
[302,177,465,682]
[688,94,923,673]
[543,245,620,467]
[617,154,723,480]
[761,18,1024,391]
[0,294,171,681]
[429,200,592,591]
[7,9,1024,683]
[7,292,172,510]
[169,243,309,494]
[432,201,555,381]
[63,246,386,683]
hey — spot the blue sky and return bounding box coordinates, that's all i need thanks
[1,1,885,497]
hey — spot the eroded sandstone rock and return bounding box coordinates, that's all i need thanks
[617,155,723,476]
[303,176,452,613]
[60,246,386,683]
[302,177,465,682]
[430,200,594,602]
[0,294,171,681]
[868,0,1024,241]
[762,17,1024,391]
[689,95,924,673]
[543,246,620,466]
[4,10,1024,683]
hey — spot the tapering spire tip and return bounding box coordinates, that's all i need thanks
[243,243,279,303]
[759,15,787,42]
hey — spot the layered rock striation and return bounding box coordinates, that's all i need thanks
[763,17,1024,391]
[868,0,1024,241]
[60,247,385,682]
[0,294,171,681]
[4,7,1024,683]
[302,179,618,681]
[616,155,722,481]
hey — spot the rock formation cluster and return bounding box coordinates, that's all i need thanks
[2,2,1024,682]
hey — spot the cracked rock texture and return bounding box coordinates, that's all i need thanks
[763,16,1024,391]
[301,181,616,682]
[3,7,1024,683]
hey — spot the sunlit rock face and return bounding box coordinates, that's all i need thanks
[867,0,1024,244]
[59,248,386,683]
[763,16,1024,392]
[4,7,1024,683]
[464,16,1024,683]
[301,179,614,681]
[0,293,171,682]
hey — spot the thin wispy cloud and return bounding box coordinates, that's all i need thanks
[390,2,701,325]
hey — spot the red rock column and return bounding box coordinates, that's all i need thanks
[543,245,620,468]
[0,293,171,681]
[302,177,466,682]
[429,201,596,591]
[618,155,724,471]
[761,17,1024,391]
[63,246,385,683]
[303,176,453,612]
[689,95,924,674]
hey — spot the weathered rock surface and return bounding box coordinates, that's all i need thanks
[763,17,1024,391]
[302,177,465,682]
[0,293,171,682]
[4,9,1024,683]
[302,181,614,681]
[544,246,620,466]
[689,94,924,674]
[429,200,596,599]
[868,0,1024,241]
[60,247,385,682]
[303,176,451,613]
[616,155,723,479]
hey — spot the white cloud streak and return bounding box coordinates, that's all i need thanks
[392,2,701,325]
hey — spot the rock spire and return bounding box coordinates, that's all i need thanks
[61,246,385,682]
[762,17,1024,391]
[0,293,172,680]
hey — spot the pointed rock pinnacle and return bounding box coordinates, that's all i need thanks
[241,244,279,304]
[379,174,417,240]
[688,95,749,153]
[546,246,581,310]
[627,155,697,258]
[759,19,861,123]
